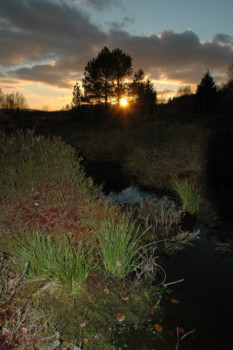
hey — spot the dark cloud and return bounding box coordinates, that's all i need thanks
[10,64,72,89]
[214,33,233,45]
[105,16,134,31]
[83,0,123,10]
[0,0,232,90]
[0,0,107,65]
[108,29,233,83]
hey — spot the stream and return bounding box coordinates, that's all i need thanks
[84,160,233,349]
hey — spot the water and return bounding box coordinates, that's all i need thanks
[101,186,158,204]
[161,226,233,349]
[84,161,233,349]
[104,186,233,349]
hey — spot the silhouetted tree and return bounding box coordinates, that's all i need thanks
[195,71,218,113]
[133,69,145,83]
[176,86,192,97]
[0,89,4,107]
[111,48,133,104]
[228,61,233,81]
[218,62,233,112]
[82,47,132,105]
[0,91,28,110]
[130,70,156,108]
[72,82,82,107]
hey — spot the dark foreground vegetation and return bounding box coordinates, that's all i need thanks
[1,95,233,349]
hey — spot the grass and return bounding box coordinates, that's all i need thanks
[0,129,94,202]
[13,231,97,293]
[98,214,147,279]
[0,113,205,348]
[171,178,201,214]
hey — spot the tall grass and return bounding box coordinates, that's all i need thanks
[171,178,201,214]
[13,231,97,292]
[98,215,146,279]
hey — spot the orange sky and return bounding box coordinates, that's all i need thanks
[1,0,232,110]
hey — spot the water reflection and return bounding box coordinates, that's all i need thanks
[103,186,233,349]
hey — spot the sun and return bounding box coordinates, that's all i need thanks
[120,98,128,107]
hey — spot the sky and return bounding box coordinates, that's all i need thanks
[0,0,233,110]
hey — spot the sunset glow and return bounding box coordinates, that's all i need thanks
[120,98,128,107]
[0,0,232,110]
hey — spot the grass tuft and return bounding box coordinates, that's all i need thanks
[171,178,201,214]
[13,231,97,293]
[98,214,146,279]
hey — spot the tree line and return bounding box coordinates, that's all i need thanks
[169,65,233,113]
[72,46,233,114]
[0,89,28,110]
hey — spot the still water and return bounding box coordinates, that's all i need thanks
[85,161,233,349]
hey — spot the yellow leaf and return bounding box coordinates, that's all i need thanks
[8,271,14,278]
[83,338,89,344]
[154,323,163,332]
[122,296,129,301]
[171,299,179,304]
[178,327,185,334]
[86,295,94,303]
[116,259,123,267]
[149,307,154,314]
[117,312,126,322]
[94,332,102,340]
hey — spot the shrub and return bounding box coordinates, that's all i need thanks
[0,129,94,201]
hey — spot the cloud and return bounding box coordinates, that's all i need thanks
[0,0,233,92]
[214,33,233,45]
[10,64,73,89]
[108,29,233,84]
[105,16,134,31]
[0,0,107,66]
[82,0,123,10]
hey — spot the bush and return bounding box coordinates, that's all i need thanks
[0,129,93,201]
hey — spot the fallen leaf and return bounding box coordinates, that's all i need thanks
[149,306,154,314]
[86,295,94,303]
[83,338,89,345]
[154,324,163,332]
[171,299,179,304]
[94,332,102,340]
[116,259,123,267]
[122,296,129,301]
[8,271,14,278]
[103,288,110,295]
[117,312,126,322]
[178,327,185,334]
[80,322,86,328]
[21,327,28,334]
